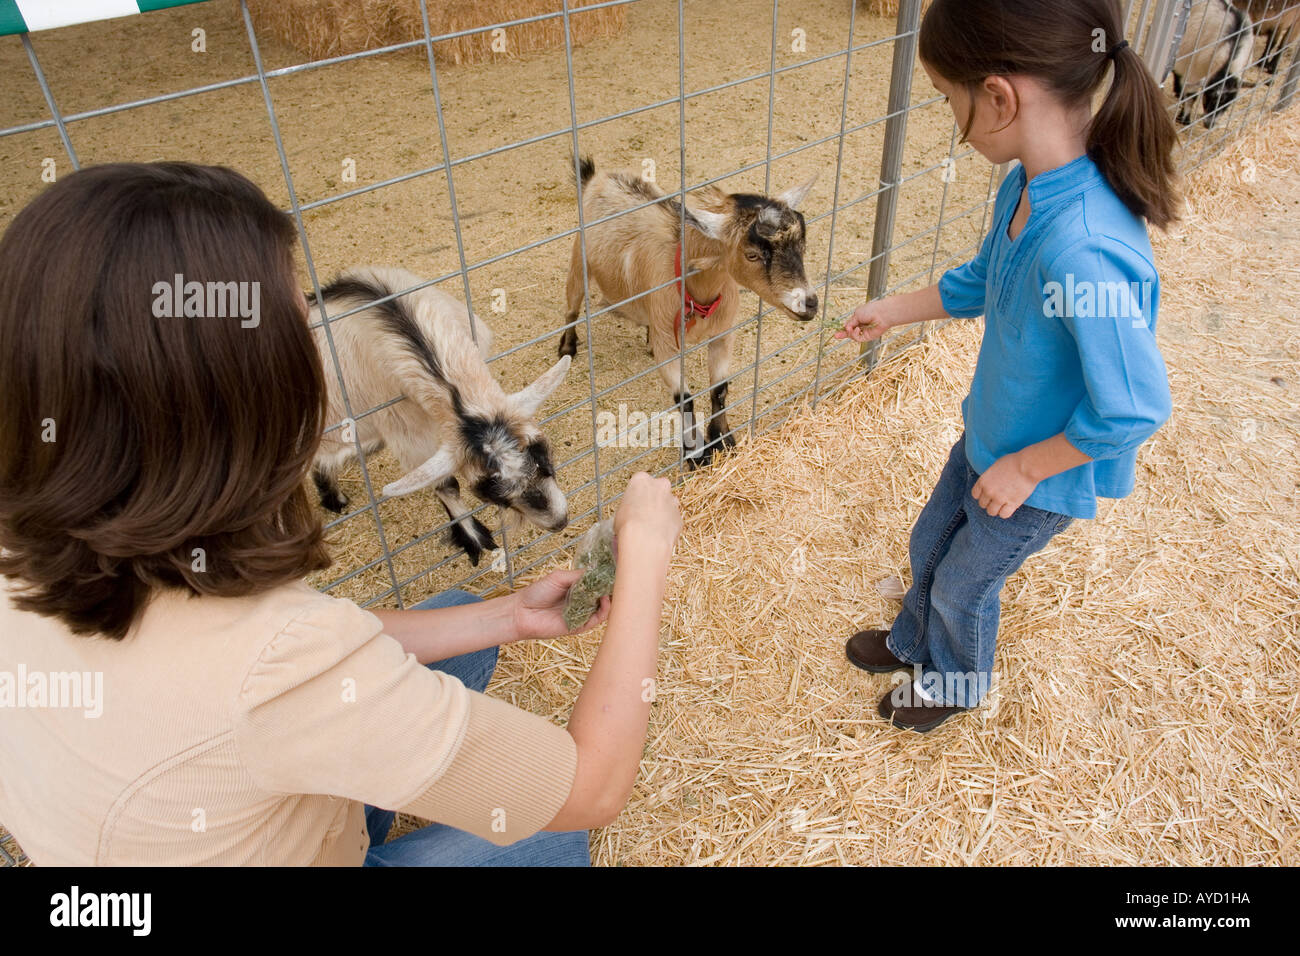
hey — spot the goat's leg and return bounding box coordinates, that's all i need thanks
[704,331,738,459]
[313,462,349,513]
[649,323,709,469]
[559,238,584,359]
[1265,27,1291,76]
[1173,72,1194,127]
[434,477,497,566]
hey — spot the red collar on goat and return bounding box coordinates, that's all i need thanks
[674,242,722,347]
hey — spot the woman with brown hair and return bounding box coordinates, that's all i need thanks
[0,161,681,866]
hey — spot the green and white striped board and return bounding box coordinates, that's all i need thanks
[0,0,210,37]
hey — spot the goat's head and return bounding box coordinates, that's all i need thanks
[689,175,820,322]
[382,355,572,534]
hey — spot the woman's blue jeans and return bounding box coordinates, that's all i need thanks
[885,434,1075,708]
[363,589,591,867]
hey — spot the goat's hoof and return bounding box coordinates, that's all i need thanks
[320,491,349,514]
[451,516,497,566]
[684,448,712,470]
[558,330,579,359]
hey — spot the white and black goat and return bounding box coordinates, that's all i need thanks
[558,157,818,468]
[1173,0,1256,128]
[309,266,571,565]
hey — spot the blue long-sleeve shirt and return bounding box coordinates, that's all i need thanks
[938,153,1173,520]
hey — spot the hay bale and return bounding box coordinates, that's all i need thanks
[247,0,626,65]
[860,0,902,17]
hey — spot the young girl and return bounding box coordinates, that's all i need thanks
[0,161,683,865]
[836,0,1177,732]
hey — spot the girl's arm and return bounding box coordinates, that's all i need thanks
[972,433,1092,518]
[836,285,949,344]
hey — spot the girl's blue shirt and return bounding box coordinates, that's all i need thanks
[938,153,1173,520]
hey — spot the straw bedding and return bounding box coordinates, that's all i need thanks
[419,111,1299,865]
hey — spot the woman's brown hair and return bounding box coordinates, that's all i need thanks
[0,162,331,640]
[919,0,1181,230]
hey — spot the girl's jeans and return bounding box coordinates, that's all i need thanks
[885,434,1075,708]
[363,589,591,867]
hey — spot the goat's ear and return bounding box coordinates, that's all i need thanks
[686,207,728,240]
[776,172,818,210]
[382,446,457,498]
[509,354,571,418]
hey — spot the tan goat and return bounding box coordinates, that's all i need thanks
[558,157,818,467]
[310,266,570,565]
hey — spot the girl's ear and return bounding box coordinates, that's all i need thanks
[982,75,1021,135]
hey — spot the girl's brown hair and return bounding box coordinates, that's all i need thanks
[0,162,331,640]
[919,0,1181,230]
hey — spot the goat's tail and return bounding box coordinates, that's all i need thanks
[572,155,596,187]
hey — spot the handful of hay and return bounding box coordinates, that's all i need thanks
[562,518,617,630]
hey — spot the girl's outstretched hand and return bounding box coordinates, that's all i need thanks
[512,568,612,640]
[836,300,898,343]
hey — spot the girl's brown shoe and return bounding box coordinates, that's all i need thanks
[877,686,969,733]
[845,629,913,673]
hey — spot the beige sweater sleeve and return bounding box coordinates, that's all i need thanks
[234,593,577,847]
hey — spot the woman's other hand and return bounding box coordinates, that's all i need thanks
[511,569,612,641]
[613,472,682,555]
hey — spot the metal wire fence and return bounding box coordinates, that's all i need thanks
[1,0,1297,610]
[1,0,1298,867]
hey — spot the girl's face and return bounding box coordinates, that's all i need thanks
[922,61,1021,165]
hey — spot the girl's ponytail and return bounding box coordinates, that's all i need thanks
[1087,42,1181,230]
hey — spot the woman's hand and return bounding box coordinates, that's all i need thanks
[971,452,1039,518]
[511,568,612,641]
[613,472,682,555]
[836,299,899,343]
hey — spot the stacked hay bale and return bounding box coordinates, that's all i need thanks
[247,0,626,65]
[861,0,902,17]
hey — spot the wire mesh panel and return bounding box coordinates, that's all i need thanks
[0,0,1297,612]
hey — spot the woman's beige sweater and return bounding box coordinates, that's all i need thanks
[0,578,577,865]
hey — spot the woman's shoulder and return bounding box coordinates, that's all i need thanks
[226,582,384,679]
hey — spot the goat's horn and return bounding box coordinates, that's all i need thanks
[510,354,571,418]
[382,446,457,498]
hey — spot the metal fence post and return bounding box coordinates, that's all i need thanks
[1143,0,1190,84]
[862,0,923,372]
